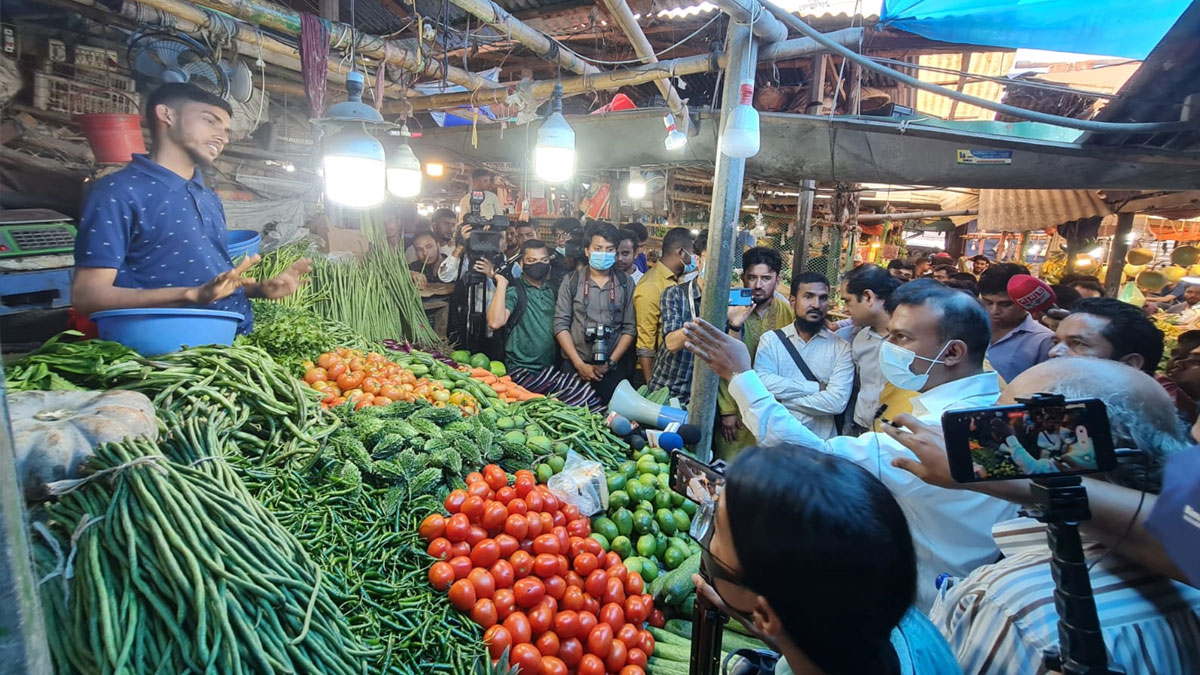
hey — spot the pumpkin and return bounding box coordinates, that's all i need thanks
[1165,265,1188,283]
[1135,269,1168,293]
[9,390,157,500]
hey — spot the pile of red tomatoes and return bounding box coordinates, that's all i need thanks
[420,464,663,675]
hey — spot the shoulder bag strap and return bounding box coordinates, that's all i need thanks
[771,329,819,383]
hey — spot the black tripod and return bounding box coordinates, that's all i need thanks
[1023,476,1124,675]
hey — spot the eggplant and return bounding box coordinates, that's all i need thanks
[526,369,552,389]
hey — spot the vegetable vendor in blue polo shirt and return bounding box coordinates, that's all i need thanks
[72,83,309,333]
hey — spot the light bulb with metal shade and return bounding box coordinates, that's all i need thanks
[323,123,386,208]
[628,169,646,199]
[387,134,422,198]
[663,113,687,150]
[535,83,575,184]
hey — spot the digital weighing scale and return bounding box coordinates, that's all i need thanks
[0,209,77,316]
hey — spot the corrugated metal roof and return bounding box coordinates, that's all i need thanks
[969,189,1113,233]
[913,51,1014,121]
[655,0,880,20]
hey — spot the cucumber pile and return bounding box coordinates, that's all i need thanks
[647,619,772,674]
[589,446,701,607]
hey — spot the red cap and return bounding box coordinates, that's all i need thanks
[1007,274,1057,313]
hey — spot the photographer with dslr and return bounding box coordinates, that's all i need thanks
[440,189,510,353]
[485,239,558,373]
[884,358,1200,674]
[553,221,636,403]
[688,444,960,675]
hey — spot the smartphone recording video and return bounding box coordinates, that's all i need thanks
[669,451,725,504]
[942,398,1116,483]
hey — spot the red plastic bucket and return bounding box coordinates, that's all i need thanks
[74,114,147,163]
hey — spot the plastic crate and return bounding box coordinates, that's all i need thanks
[33,71,139,116]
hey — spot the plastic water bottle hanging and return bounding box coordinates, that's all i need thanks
[721,79,760,159]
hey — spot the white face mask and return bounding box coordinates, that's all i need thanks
[878,340,951,391]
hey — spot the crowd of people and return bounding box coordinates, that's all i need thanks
[393,197,1200,673]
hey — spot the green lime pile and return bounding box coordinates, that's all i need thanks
[589,446,700,599]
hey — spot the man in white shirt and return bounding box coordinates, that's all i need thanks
[841,263,902,432]
[881,357,1200,674]
[753,272,855,440]
[682,280,1019,609]
[457,168,503,220]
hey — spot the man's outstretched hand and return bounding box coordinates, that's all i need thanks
[189,254,260,305]
[879,413,958,489]
[257,258,312,299]
[683,319,752,381]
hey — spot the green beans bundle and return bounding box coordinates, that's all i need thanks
[248,241,325,311]
[308,213,439,346]
[100,344,339,466]
[239,470,490,674]
[33,436,370,674]
[505,397,632,469]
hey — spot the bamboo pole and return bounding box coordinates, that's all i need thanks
[856,209,978,222]
[448,0,598,75]
[600,0,689,133]
[390,28,864,112]
[169,0,501,91]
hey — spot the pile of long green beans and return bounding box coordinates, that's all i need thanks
[33,435,369,674]
[247,241,325,311]
[308,213,439,346]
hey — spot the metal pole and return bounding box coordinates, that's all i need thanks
[791,180,815,275]
[687,20,757,461]
[1105,212,1135,297]
[0,374,53,674]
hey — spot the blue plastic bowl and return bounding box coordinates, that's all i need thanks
[90,308,243,356]
[227,229,261,261]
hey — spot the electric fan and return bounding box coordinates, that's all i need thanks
[126,31,229,98]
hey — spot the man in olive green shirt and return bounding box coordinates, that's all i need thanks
[715,247,795,459]
[486,240,558,372]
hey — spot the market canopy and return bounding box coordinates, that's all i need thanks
[880,0,1193,59]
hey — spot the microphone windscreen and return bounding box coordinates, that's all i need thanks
[675,424,702,445]
[1007,274,1057,313]
[628,434,645,451]
[606,413,632,436]
[657,432,684,452]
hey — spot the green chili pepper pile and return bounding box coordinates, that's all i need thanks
[505,397,632,469]
[32,435,369,674]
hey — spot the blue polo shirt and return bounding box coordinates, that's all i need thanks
[75,154,252,333]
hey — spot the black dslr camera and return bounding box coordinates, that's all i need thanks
[584,325,614,364]
[459,191,510,284]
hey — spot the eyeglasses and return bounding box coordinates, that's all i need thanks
[691,498,743,586]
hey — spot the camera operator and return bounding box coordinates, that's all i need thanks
[457,168,502,219]
[484,239,558,373]
[440,193,510,353]
[884,357,1200,674]
[689,443,960,675]
[553,221,636,403]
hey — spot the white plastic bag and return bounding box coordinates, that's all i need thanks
[546,450,609,516]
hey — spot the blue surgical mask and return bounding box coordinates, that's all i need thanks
[589,250,616,271]
[878,340,950,391]
[556,246,566,256]
[682,251,698,274]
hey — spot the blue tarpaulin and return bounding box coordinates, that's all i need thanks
[880,0,1192,60]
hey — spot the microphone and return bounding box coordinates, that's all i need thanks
[674,424,701,446]
[1008,274,1057,314]
[605,412,632,437]
[645,430,684,451]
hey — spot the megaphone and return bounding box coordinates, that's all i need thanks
[608,380,688,430]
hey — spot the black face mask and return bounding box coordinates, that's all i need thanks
[524,262,551,281]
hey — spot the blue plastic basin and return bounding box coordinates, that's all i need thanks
[90,308,243,356]
[227,229,261,261]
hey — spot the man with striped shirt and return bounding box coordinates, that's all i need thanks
[885,358,1200,674]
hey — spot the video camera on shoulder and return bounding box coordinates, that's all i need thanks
[461,190,510,256]
[942,394,1117,484]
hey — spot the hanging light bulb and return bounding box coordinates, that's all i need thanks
[535,83,575,183]
[320,71,386,208]
[628,169,647,199]
[425,162,445,177]
[722,79,760,158]
[663,113,687,150]
[387,124,422,198]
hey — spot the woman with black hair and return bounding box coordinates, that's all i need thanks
[691,444,960,675]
